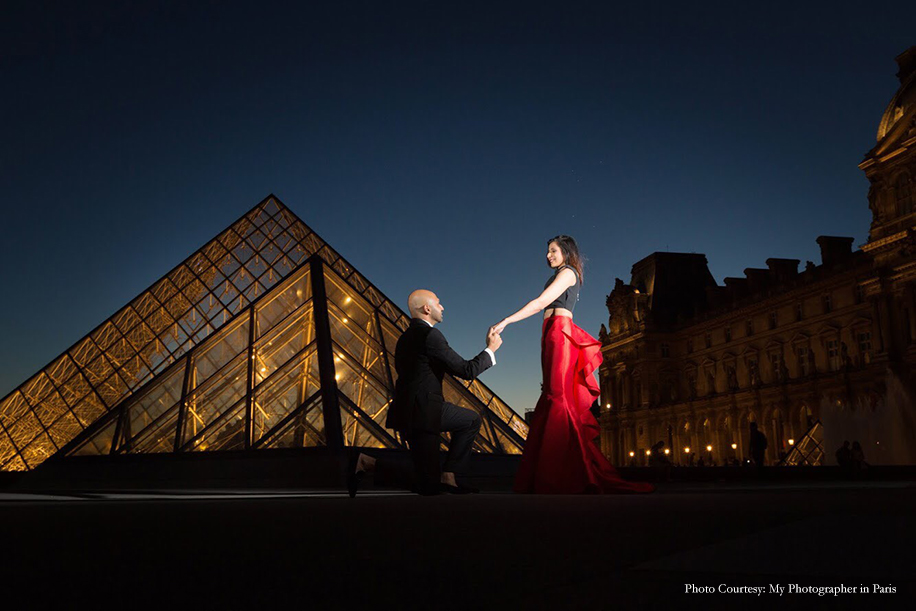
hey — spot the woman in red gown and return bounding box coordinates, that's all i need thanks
[492,236,654,494]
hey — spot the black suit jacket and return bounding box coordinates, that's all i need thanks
[385,318,493,434]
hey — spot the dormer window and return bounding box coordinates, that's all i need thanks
[823,294,833,314]
[705,333,712,349]
[745,319,754,337]
[769,311,778,330]
[724,326,731,342]
[796,302,804,322]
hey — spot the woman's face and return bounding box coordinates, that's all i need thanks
[546,242,565,268]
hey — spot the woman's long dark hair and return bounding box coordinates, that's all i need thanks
[548,235,585,285]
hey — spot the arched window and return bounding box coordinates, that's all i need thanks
[896,174,913,217]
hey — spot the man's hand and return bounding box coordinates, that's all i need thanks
[486,329,503,352]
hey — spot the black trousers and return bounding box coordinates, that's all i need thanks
[376,402,481,494]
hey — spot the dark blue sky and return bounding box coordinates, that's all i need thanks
[1,1,914,414]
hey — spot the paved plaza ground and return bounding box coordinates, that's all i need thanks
[1,471,913,610]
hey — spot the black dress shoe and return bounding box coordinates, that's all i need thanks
[441,482,479,494]
[347,449,364,498]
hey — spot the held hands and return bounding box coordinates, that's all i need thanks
[486,328,503,352]
[490,320,509,335]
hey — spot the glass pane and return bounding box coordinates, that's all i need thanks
[90,322,120,352]
[72,392,107,427]
[254,307,315,384]
[508,414,529,440]
[21,372,55,407]
[70,419,116,456]
[129,408,179,454]
[262,397,326,449]
[33,390,69,427]
[443,378,484,417]
[196,293,227,327]
[0,431,18,466]
[487,395,516,425]
[191,316,250,389]
[252,347,320,443]
[494,427,524,455]
[2,455,27,471]
[333,347,393,431]
[48,412,83,448]
[7,411,43,450]
[183,354,247,444]
[98,372,130,408]
[21,433,56,468]
[339,403,392,449]
[0,392,30,429]
[255,267,311,338]
[46,354,79,386]
[186,399,247,453]
[328,309,389,390]
[124,362,186,441]
[324,271,379,340]
[83,354,115,386]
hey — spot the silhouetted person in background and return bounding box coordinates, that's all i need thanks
[836,440,852,469]
[851,440,869,476]
[749,422,767,468]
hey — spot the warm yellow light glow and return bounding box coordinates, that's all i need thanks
[606,403,610,408]
[335,374,341,381]
[684,447,690,453]
[645,450,651,456]
[628,451,635,457]
[788,439,795,445]
[706,445,712,452]
[260,367,266,373]
[335,356,340,362]
[731,443,737,449]
[345,297,351,303]
[342,318,348,324]
[664,449,670,455]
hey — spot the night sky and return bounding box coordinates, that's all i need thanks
[2,2,914,415]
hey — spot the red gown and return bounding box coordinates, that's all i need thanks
[514,316,655,494]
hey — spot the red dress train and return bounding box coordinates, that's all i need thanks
[513,317,655,494]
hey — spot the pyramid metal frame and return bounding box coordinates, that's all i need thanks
[0,195,528,471]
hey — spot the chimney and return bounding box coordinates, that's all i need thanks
[896,46,916,83]
[765,258,800,284]
[743,268,770,293]
[816,236,855,267]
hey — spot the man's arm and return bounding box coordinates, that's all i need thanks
[426,328,495,380]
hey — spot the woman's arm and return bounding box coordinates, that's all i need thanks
[492,268,576,333]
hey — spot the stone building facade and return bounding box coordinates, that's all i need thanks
[598,46,916,466]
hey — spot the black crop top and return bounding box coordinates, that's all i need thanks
[544,265,580,312]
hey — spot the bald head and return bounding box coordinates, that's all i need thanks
[408,289,444,324]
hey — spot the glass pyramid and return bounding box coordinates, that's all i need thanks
[0,195,528,471]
